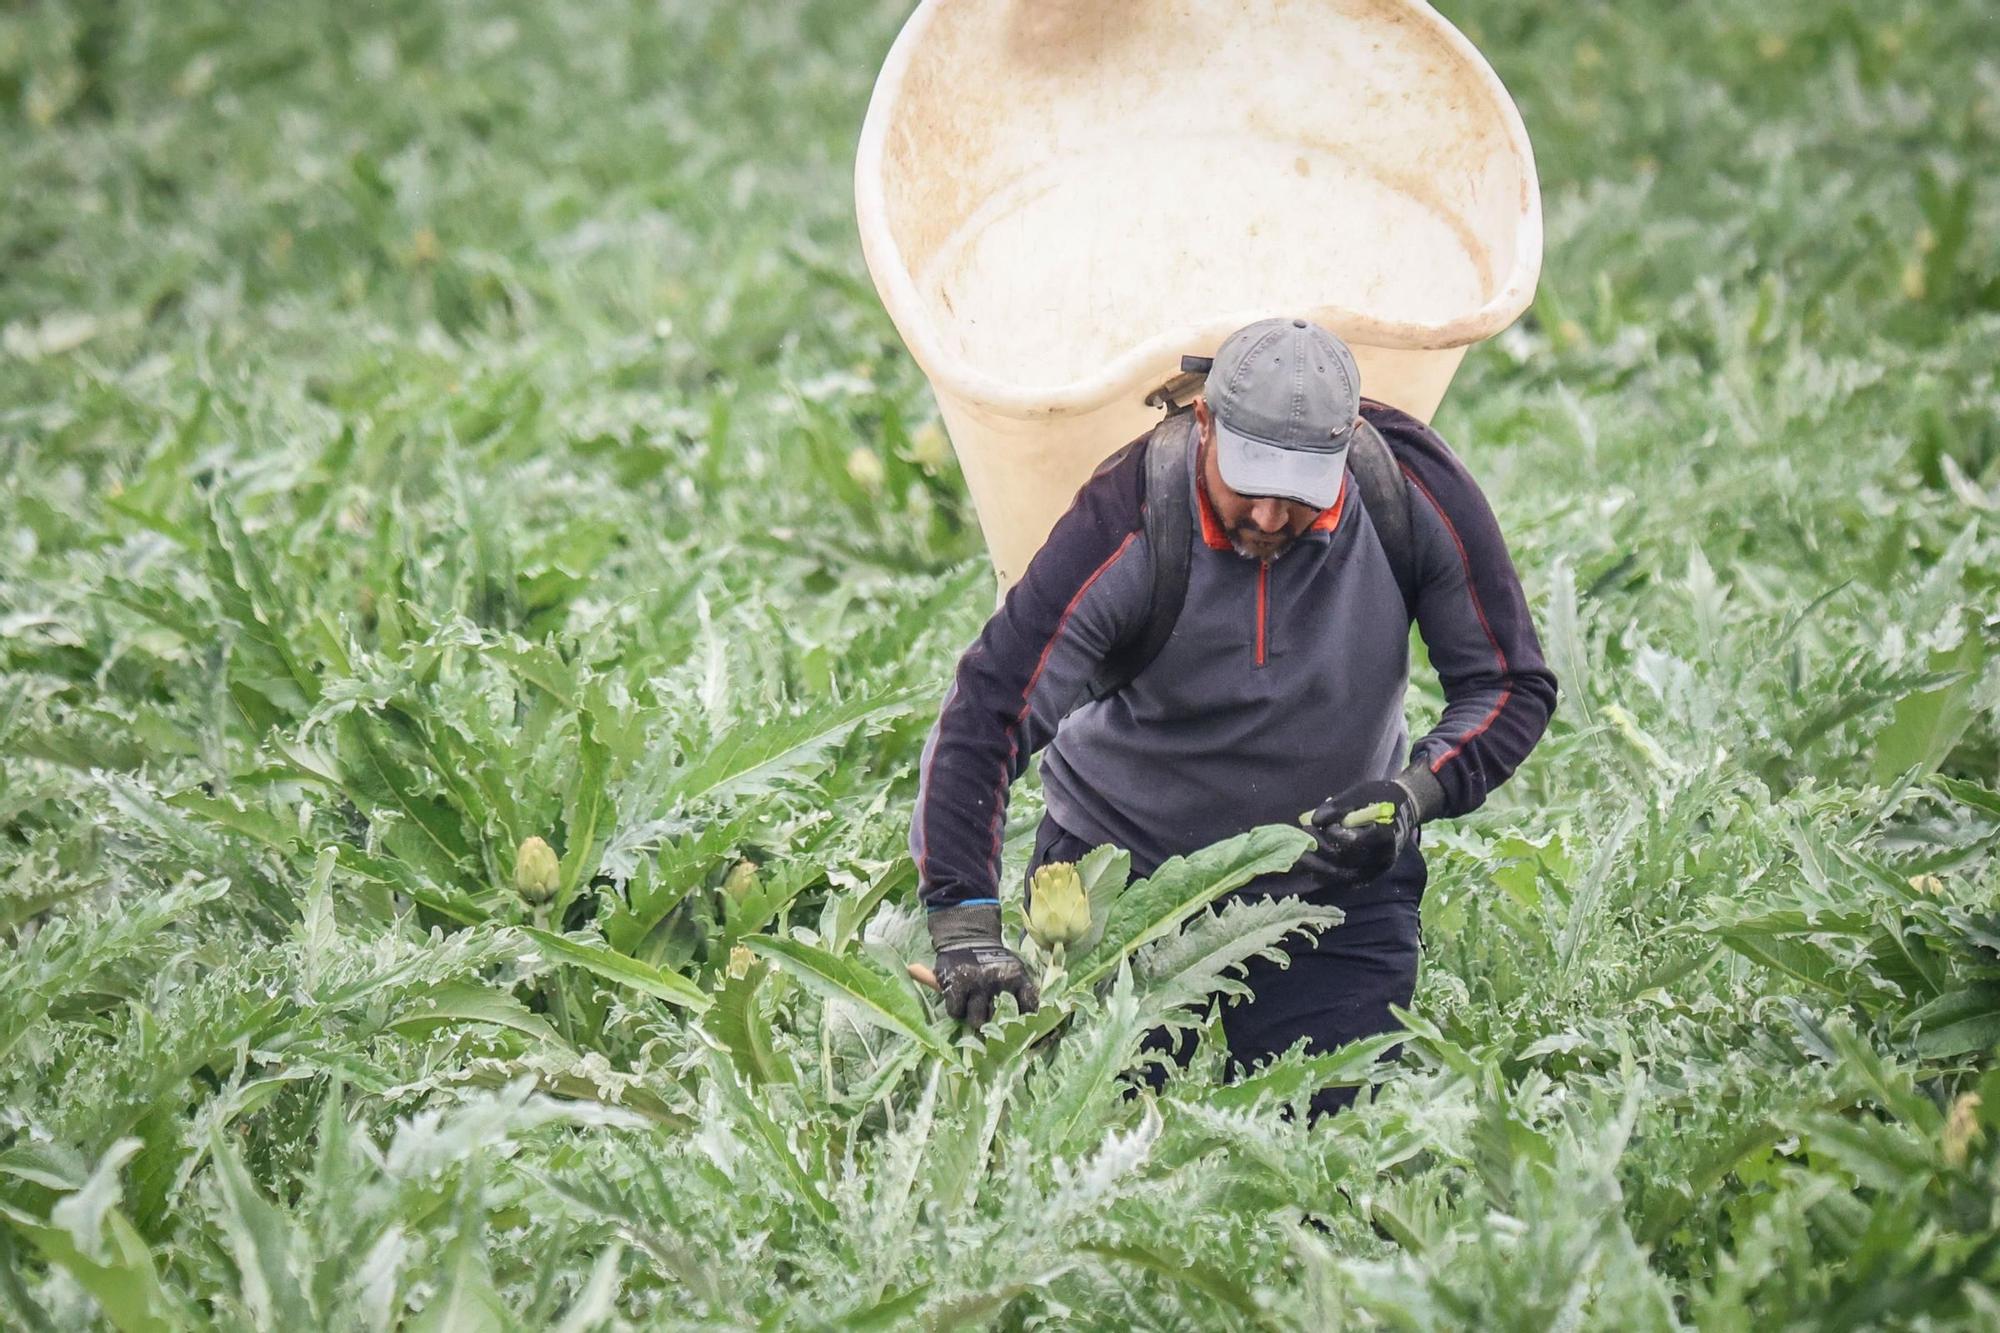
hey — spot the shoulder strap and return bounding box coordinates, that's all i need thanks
[1082,410,1195,704]
[1346,417,1420,622]
[1079,410,1416,705]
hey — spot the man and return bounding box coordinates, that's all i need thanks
[908,317,1558,1118]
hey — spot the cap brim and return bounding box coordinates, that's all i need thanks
[1212,419,1346,509]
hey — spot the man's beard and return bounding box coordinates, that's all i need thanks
[1199,470,1300,561]
[1229,530,1298,562]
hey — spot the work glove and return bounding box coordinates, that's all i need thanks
[1298,772,1439,891]
[927,900,1040,1032]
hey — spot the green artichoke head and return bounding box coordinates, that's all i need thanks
[723,858,761,904]
[1025,860,1091,950]
[514,836,560,904]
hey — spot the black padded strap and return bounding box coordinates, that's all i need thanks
[1083,410,1195,703]
[1346,417,1419,622]
[1080,411,1413,705]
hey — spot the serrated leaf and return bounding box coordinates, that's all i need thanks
[1018,963,1151,1156]
[407,1174,508,1333]
[701,964,795,1087]
[1134,895,1343,1014]
[560,707,611,906]
[1871,631,1986,785]
[0,1141,88,1192]
[167,790,302,856]
[826,858,915,954]
[1075,1239,1268,1320]
[552,1243,625,1333]
[387,981,567,1046]
[10,1211,189,1333]
[835,1282,932,1331]
[337,714,472,881]
[722,858,815,945]
[1193,1031,1408,1113]
[746,935,953,1060]
[1931,774,2000,820]
[705,1051,836,1224]
[1798,1111,1933,1193]
[666,688,917,807]
[1904,985,2000,1059]
[1065,826,1311,993]
[1075,842,1130,956]
[209,1132,316,1329]
[521,927,710,1012]
[50,1139,142,1264]
[297,847,338,993]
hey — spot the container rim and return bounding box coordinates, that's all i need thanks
[854,0,1544,420]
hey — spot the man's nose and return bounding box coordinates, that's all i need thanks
[1249,498,1288,532]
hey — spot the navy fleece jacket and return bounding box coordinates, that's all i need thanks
[910,398,1559,909]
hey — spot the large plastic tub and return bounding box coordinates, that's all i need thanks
[856,0,1541,595]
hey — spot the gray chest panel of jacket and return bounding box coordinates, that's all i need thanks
[1039,470,1415,896]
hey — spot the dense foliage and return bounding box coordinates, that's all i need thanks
[3,0,1998,1326]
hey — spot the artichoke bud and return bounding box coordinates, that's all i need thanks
[1025,861,1091,950]
[514,836,560,904]
[1944,1092,1983,1168]
[909,421,951,472]
[845,447,886,493]
[723,858,760,904]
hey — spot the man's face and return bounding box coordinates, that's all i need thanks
[1193,396,1330,562]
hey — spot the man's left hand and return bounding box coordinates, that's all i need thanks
[1298,778,1423,889]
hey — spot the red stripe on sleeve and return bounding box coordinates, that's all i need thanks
[1400,463,1509,670]
[1399,463,1516,770]
[982,529,1142,873]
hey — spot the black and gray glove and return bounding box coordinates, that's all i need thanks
[927,901,1040,1032]
[1298,768,1445,890]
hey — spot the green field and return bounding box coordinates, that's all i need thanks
[4,1,1999,1326]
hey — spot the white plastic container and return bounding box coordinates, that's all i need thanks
[856,0,1542,595]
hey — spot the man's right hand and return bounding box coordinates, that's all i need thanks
[935,944,1040,1030]
[926,901,1041,1032]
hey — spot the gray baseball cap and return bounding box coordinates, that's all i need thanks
[1204,317,1361,509]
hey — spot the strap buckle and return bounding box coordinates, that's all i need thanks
[1144,355,1214,413]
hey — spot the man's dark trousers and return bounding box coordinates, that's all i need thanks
[1027,812,1425,1122]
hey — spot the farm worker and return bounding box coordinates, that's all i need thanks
[909,317,1558,1119]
